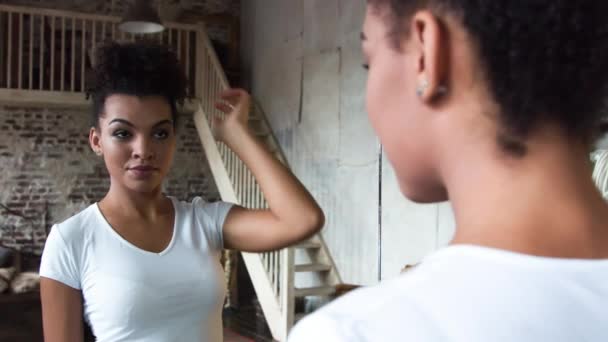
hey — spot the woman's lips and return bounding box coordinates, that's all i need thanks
[128,165,158,179]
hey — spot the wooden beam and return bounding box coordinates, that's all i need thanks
[0,89,89,107]
[0,89,199,112]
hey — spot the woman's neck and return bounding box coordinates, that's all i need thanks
[100,183,168,221]
[444,134,608,259]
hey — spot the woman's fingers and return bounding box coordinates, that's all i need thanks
[218,88,250,107]
[214,101,234,114]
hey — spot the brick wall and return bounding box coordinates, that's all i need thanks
[0,105,219,254]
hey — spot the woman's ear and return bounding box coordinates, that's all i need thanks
[410,10,449,102]
[89,127,103,156]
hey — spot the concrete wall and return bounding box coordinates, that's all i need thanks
[0,105,219,254]
[241,0,455,285]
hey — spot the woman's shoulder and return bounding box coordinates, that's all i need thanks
[51,203,99,242]
[172,196,234,215]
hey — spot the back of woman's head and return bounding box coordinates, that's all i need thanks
[369,0,608,147]
[87,42,187,127]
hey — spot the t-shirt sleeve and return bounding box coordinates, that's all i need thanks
[193,197,235,251]
[39,224,81,290]
[288,313,360,342]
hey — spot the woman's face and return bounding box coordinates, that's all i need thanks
[89,94,176,194]
[362,5,445,202]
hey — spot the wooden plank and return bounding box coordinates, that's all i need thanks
[294,285,335,297]
[0,89,88,107]
[101,21,106,43]
[294,241,321,249]
[39,14,43,90]
[294,263,331,272]
[50,16,54,91]
[17,12,23,89]
[279,248,295,340]
[91,20,96,53]
[176,29,182,62]
[0,4,197,31]
[184,30,190,93]
[195,28,205,101]
[29,13,33,89]
[7,12,12,87]
[71,17,75,91]
[0,12,5,87]
[60,16,65,91]
[81,19,85,91]
[0,4,121,24]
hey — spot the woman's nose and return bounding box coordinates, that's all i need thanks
[132,136,155,161]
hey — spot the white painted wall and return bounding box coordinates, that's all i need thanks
[241,0,456,285]
[598,134,608,149]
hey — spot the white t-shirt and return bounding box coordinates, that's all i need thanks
[40,197,234,342]
[289,245,608,342]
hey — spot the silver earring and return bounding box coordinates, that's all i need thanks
[416,79,429,97]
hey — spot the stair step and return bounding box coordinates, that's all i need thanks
[295,286,336,297]
[295,263,332,272]
[294,241,321,249]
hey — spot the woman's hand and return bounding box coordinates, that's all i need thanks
[213,88,252,145]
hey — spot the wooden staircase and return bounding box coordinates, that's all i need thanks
[193,24,342,341]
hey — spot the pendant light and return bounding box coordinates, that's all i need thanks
[118,0,165,34]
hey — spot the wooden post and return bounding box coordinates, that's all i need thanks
[60,16,65,91]
[81,19,85,91]
[29,14,33,89]
[7,12,12,88]
[39,14,44,90]
[280,247,295,340]
[18,12,23,89]
[195,25,205,100]
[50,16,54,91]
[176,29,182,62]
[71,17,75,91]
[0,12,6,87]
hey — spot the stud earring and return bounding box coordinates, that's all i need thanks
[416,79,429,97]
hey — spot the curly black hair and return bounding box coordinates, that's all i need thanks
[87,41,187,127]
[368,0,608,153]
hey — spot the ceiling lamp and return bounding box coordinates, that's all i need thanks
[118,0,165,34]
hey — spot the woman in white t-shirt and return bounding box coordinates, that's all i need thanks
[289,1,608,341]
[39,42,324,342]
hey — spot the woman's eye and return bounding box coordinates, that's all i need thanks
[112,130,131,139]
[154,130,170,140]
